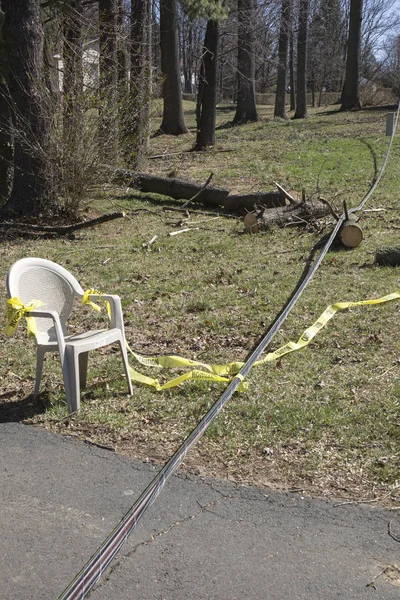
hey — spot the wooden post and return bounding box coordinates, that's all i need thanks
[386,112,395,136]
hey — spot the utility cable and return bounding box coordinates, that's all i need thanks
[58,104,399,600]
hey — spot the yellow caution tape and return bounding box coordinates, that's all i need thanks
[125,290,400,388]
[3,297,45,339]
[129,366,249,392]
[82,289,111,318]
[11,287,394,393]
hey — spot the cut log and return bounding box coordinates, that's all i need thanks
[243,212,260,233]
[102,165,301,214]
[376,246,400,266]
[243,199,330,232]
[339,217,363,248]
[224,192,286,214]
[134,173,230,207]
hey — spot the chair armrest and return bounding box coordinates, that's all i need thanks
[86,294,124,331]
[29,309,67,356]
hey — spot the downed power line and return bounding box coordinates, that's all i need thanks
[58,105,400,600]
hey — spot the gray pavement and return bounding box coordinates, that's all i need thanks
[1,422,399,600]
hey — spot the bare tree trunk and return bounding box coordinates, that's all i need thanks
[117,0,128,86]
[289,28,296,111]
[142,0,152,155]
[340,0,363,110]
[195,20,219,150]
[159,0,188,134]
[1,0,58,218]
[293,0,308,119]
[0,6,13,205]
[126,0,151,167]
[63,0,83,175]
[274,0,291,119]
[99,0,118,162]
[233,0,258,124]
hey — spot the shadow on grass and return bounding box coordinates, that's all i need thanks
[0,227,76,243]
[0,392,52,423]
[318,103,398,117]
[114,191,234,216]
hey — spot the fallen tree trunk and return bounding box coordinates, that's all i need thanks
[243,199,330,232]
[224,193,286,213]
[376,246,400,266]
[103,165,300,213]
[134,173,230,207]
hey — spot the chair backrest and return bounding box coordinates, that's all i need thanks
[7,258,85,343]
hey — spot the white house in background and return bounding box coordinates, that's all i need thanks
[50,41,100,93]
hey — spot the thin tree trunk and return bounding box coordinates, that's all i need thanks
[126,0,150,167]
[117,0,128,86]
[195,20,219,150]
[159,0,188,134]
[99,0,118,162]
[293,0,308,119]
[1,0,58,218]
[63,0,83,189]
[289,28,296,111]
[233,0,258,124]
[340,0,363,110]
[0,6,13,205]
[142,0,152,154]
[274,0,291,119]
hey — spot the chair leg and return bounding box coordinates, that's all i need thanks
[119,340,133,395]
[64,347,81,413]
[79,352,89,389]
[34,347,46,398]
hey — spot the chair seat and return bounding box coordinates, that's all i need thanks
[38,329,122,351]
[66,328,122,349]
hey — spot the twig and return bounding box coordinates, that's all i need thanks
[319,197,340,221]
[148,151,186,159]
[368,365,398,380]
[284,215,309,226]
[168,227,200,236]
[334,497,381,507]
[1,212,126,235]
[181,173,214,209]
[186,216,221,225]
[129,208,166,221]
[162,206,240,219]
[274,182,297,205]
[366,567,386,589]
[343,199,350,221]
[142,234,158,249]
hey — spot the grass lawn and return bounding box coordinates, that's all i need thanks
[1,102,399,504]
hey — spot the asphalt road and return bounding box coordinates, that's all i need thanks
[1,422,399,600]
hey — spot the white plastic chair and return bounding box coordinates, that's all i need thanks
[6,257,133,413]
